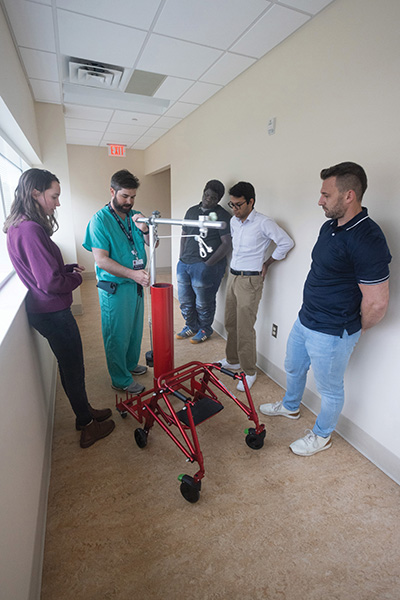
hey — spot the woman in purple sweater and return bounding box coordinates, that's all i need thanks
[4,168,115,448]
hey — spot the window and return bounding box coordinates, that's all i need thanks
[0,136,29,287]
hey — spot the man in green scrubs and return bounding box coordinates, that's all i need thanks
[83,170,150,394]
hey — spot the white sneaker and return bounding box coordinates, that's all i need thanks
[237,373,257,392]
[289,430,332,456]
[217,358,241,370]
[259,400,300,419]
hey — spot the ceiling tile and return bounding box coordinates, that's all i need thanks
[3,0,56,52]
[105,123,149,136]
[64,118,107,132]
[200,53,256,86]
[102,133,141,145]
[19,48,59,81]
[137,34,223,80]
[153,0,271,50]
[30,0,51,5]
[65,130,103,144]
[111,111,159,127]
[230,4,310,59]
[164,102,198,119]
[63,104,114,121]
[66,139,101,147]
[29,80,61,103]
[179,82,222,104]
[132,137,158,150]
[57,9,147,68]
[153,115,181,129]
[142,128,168,141]
[153,77,195,103]
[281,0,335,15]
[55,0,161,30]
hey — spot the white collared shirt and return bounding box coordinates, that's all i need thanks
[230,209,294,271]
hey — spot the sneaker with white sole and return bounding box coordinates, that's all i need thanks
[217,358,241,370]
[190,329,212,344]
[237,372,257,392]
[259,400,300,419]
[289,429,332,456]
[112,380,145,395]
[176,326,195,339]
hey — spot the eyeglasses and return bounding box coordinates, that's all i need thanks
[228,200,247,209]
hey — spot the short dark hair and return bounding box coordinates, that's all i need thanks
[228,181,256,205]
[110,169,140,192]
[204,179,225,201]
[320,162,367,202]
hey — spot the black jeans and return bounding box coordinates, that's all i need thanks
[28,308,92,427]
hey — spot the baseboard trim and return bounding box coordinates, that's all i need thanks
[213,318,400,486]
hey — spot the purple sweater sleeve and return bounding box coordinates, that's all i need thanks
[7,221,82,312]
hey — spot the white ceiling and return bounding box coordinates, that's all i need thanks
[1,0,335,150]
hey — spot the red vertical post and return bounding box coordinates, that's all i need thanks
[151,283,174,382]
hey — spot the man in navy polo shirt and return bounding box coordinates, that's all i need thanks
[260,162,391,456]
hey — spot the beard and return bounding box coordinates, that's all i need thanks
[322,196,346,220]
[111,192,132,214]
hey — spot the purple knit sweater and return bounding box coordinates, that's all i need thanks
[7,220,82,313]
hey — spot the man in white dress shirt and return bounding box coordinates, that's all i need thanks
[219,182,294,391]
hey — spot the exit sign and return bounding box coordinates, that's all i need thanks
[108,144,126,157]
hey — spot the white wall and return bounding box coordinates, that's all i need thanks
[0,277,56,600]
[34,103,83,312]
[144,0,400,480]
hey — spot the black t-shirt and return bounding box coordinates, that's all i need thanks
[180,203,231,264]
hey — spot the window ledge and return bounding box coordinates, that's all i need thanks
[0,272,27,344]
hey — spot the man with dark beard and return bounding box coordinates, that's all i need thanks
[83,170,150,394]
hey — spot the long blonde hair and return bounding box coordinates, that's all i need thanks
[3,168,60,235]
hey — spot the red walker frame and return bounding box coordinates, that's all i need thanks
[115,360,266,503]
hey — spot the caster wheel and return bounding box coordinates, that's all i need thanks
[120,411,128,419]
[134,428,148,448]
[178,474,201,503]
[245,427,266,450]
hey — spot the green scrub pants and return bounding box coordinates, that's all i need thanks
[98,282,144,389]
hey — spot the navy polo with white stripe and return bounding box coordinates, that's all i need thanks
[299,207,391,336]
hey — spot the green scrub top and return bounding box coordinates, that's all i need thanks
[83,205,147,284]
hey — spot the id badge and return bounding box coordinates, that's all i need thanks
[132,258,144,270]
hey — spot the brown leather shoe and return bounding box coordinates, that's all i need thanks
[80,419,115,449]
[76,405,112,430]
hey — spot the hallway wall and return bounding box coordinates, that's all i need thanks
[144,0,400,478]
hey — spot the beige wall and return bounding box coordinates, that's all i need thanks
[34,103,83,310]
[144,0,400,475]
[66,145,171,273]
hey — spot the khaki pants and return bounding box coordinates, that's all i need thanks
[224,273,264,375]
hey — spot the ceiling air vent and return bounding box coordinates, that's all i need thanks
[68,58,124,90]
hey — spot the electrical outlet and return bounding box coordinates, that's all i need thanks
[272,323,278,338]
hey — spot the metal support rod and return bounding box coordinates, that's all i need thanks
[138,210,226,285]
[137,215,226,230]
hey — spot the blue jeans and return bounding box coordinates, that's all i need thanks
[283,317,361,437]
[28,308,92,427]
[177,259,226,336]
